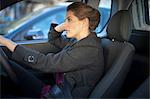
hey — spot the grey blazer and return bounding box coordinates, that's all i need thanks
[12,25,104,98]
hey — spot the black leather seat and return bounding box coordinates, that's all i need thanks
[89,10,135,98]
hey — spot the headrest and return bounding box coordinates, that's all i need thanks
[106,10,132,42]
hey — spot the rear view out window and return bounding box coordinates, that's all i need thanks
[96,0,111,37]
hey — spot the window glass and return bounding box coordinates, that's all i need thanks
[132,0,150,31]
[12,10,66,41]
[0,1,46,29]
[144,0,150,25]
[96,0,111,37]
[0,1,67,41]
[0,0,112,41]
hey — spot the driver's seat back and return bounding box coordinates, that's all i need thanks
[89,10,135,98]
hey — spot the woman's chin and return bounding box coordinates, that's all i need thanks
[66,35,72,38]
[66,33,72,38]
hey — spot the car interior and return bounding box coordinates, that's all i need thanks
[0,0,149,98]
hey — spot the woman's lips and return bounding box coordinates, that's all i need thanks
[66,30,69,32]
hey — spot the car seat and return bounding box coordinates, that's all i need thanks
[89,10,135,98]
[128,76,149,98]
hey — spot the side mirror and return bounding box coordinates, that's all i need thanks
[24,29,44,40]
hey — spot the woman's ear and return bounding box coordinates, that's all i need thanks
[83,18,90,28]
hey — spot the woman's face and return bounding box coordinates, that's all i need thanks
[64,10,84,38]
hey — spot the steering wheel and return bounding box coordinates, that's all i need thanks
[0,47,18,83]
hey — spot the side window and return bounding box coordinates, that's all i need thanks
[32,12,65,39]
[0,1,67,42]
[13,10,66,41]
[1,1,111,41]
[96,0,111,37]
[132,0,150,31]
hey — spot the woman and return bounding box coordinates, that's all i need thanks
[0,2,104,98]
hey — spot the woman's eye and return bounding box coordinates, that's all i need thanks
[68,18,72,22]
[65,17,72,23]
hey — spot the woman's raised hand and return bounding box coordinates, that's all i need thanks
[54,22,66,32]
